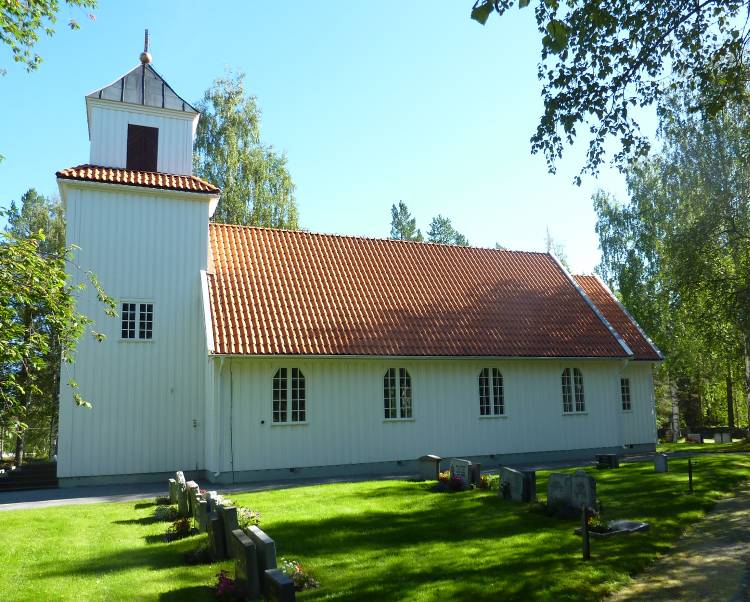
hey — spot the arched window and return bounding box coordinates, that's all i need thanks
[273,368,306,423]
[384,368,412,419]
[562,368,585,413]
[479,368,504,416]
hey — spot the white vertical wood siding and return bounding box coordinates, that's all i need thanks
[57,184,210,477]
[88,103,196,175]
[213,358,657,473]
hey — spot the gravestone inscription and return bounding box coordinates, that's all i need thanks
[449,458,472,488]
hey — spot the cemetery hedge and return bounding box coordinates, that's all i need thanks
[2,454,750,601]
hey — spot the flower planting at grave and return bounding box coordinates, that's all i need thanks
[280,557,320,591]
[164,516,198,542]
[153,504,179,521]
[183,544,213,566]
[213,569,242,601]
[433,469,468,493]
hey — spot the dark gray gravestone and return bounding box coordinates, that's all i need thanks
[196,499,209,533]
[247,525,277,597]
[470,463,482,487]
[263,568,295,602]
[500,467,536,502]
[654,453,669,473]
[176,484,189,517]
[522,470,537,502]
[168,478,177,504]
[547,473,572,507]
[570,471,597,510]
[219,505,239,558]
[207,512,227,560]
[230,529,260,601]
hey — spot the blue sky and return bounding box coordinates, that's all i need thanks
[0,1,652,273]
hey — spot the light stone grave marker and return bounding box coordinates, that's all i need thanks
[168,478,177,504]
[654,453,668,473]
[230,528,261,601]
[449,458,472,488]
[500,467,536,502]
[186,481,200,517]
[547,473,572,507]
[264,568,296,602]
[715,432,732,443]
[196,499,209,533]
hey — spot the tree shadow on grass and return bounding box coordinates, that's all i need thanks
[158,585,214,601]
[113,515,162,526]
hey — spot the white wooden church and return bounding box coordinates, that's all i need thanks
[56,51,662,485]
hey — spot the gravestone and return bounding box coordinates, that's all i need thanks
[595,454,620,469]
[219,505,239,558]
[203,490,219,512]
[449,458,472,488]
[264,569,296,602]
[175,470,186,487]
[654,453,669,473]
[186,481,200,517]
[570,471,597,510]
[686,433,704,443]
[470,463,482,487]
[196,499,209,533]
[230,528,261,600]
[176,483,189,517]
[418,454,442,481]
[247,525,278,594]
[547,473,572,507]
[207,512,228,560]
[168,478,178,504]
[715,432,732,444]
[500,467,536,502]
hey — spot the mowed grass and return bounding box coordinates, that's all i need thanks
[657,438,750,454]
[2,455,750,601]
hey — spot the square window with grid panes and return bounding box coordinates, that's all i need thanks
[121,302,154,340]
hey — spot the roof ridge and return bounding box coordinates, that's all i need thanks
[208,222,551,256]
[58,164,215,186]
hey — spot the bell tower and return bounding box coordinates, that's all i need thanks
[85,30,199,175]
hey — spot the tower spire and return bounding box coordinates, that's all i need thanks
[140,29,152,64]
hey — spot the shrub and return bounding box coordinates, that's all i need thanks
[478,474,491,490]
[214,570,242,601]
[237,507,261,529]
[154,495,171,505]
[280,558,320,591]
[154,505,179,521]
[165,517,196,542]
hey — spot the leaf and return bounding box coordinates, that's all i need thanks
[519,0,530,7]
[471,1,495,25]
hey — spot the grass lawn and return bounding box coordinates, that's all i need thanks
[2,455,750,601]
[657,439,750,454]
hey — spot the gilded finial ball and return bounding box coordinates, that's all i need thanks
[140,51,152,64]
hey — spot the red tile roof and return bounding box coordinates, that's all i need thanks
[56,164,220,194]
[207,224,648,358]
[573,275,662,361]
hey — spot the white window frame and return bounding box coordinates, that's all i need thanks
[384,368,413,420]
[479,368,505,417]
[621,377,632,411]
[120,300,154,341]
[272,367,307,425]
[562,367,586,414]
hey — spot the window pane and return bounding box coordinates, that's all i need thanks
[291,368,306,422]
[574,368,585,412]
[138,303,153,339]
[562,368,572,413]
[399,368,412,418]
[621,377,631,410]
[384,368,396,418]
[479,369,490,415]
[492,368,504,415]
[273,368,287,422]
[121,302,136,339]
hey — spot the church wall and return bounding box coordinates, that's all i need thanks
[57,184,211,478]
[211,357,657,475]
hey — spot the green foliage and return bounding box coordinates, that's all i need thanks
[594,94,750,429]
[471,0,750,182]
[0,0,96,74]
[0,194,115,445]
[390,201,423,241]
[427,214,469,246]
[194,71,298,229]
